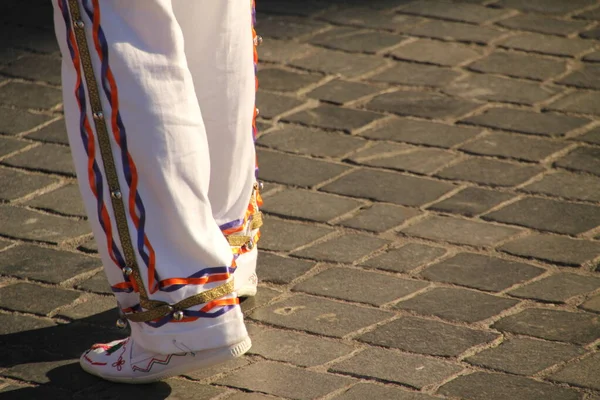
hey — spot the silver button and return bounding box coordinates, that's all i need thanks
[254,35,263,46]
[258,181,264,191]
[74,20,85,28]
[116,318,127,329]
[255,108,260,116]
[246,240,254,250]
[122,267,133,276]
[93,111,104,120]
[172,310,184,321]
[111,190,122,199]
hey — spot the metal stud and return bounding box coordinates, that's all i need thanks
[116,318,127,329]
[93,111,104,120]
[122,267,133,276]
[255,108,260,116]
[111,190,122,200]
[246,240,255,250]
[74,20,85,28]
[172,310,184,321]
[258,181,264,191]
[255,35,263,46]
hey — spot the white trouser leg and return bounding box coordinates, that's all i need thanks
[52,0,252,354]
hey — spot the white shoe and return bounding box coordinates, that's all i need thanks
[234,246,258,297]
[80,336,252,384]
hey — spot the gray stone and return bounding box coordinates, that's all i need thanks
[497,14,590,35]
[294,267,428,305]
[0,244,100,284]
[546,91,600,116]
[322,169,455,206]
[580,295,600,313]
[396,287,519,323]
[360,117,481,148]
[559,64,600,90]
[256,252,315,284]
[0,81,61,110]
[75,271,112,294]
[78,239,98,253]
[550,353,600,391]
[261,188,363,222]
[257,68,322,92]
[369,61,461,88]
[225,394,275,400]
[580,27,600,39]
[259,39,316,64]
[357,148,460,175]
[402,216,522,247]
[284,104,384,132]
[0,107,51,135]
[361,243,447,273]
[307,79,381,104]
[0,283,80,315]
[256,91,304,119]
[25,119,69,145]
[181,357,249,381]
[436,158,544,187]
[1,54,61,85]
[493,308,600,344]
[0,313,55,335]
[467,337,585,376]
[402,20,504,44]
[330,347,463,389]
[499,33,594,57]
[332,384,437,400]
[26,183,86,217]
[259,216,334,252]
[575,7,600,20]
[240,287,282,314]
[290,47,388,78]
[292,234,390,264]
[523,171,600,202]
[576,127,600,144]
[468,51,567,81]
[367,90,481,119]
[257,148,351,187]
[58,294,116,321]
[0,205,91,244]
[555,146,600,176]
[461,108,589,137]
[339,203,421,232]
[216,361,353,400]
[439,372,580,400]
[256,15,328,39]
[460,132,568,162]
[497,0,597,15]
[76,378,225,399]
[500,234,600,267]
[392,39,482,66]
[422,253,545,292]
[310,27,406,53]
[247,324,354,367]
[2,143,75,176]
[484,197,600,235]
[346,142,412,162]
[400,1,512,23]
[0,135,28,157]
[249,294,392,337]
[584,50,600,62]
[359,317,499,357]
[320,7,424,31]
[429,187,515,217]
[509,273,600,303]
[0,167,57,201]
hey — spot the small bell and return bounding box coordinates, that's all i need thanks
[116,318,127,329]
[172,310,184,321]
[122,267,133,276]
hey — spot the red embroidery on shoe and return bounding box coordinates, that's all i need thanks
[83,351,107,366]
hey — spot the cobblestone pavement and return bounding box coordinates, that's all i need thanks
[1,0,600,399]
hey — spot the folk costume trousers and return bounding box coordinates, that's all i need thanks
[52,0,260,354]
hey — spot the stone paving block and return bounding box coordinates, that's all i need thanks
[322,169,455,206]
[26,183,85,217]
[558,64,600,90]
[240,287,282,314]
[0,244,99,284]
[330,347,463,389]
[57,294,116,323]
[294,267,428,305]
[429,187,515,217]
[369,61,461,88]
[499,33,594,57]
[584,50,600,62]
[290,47,388,78]
[580,27,600,39]
[392,39,482,66]
[249,294,392,337]
[400,1,512,23]
[402,215,522,247]
[550,353,600,391]
[183,357,250,381]
[461,108,589,137]
[257,68,322,92]
[338,203,421,232]
[438,371,581,400]
[0,135,29,158]
[256,15,328,39]
[546,91,600,116]
[216,361,353,400]
[555,146,600,176]
[0,238,11,251]
[309,27,405,53]
[396,287,519,323]
[320,7,424,31]
[0,81,61,110]
[497,0,597,15]
[225,394,275,400]
[1,54,61,85]
[360,117,481,148]
[422,253,545,292]
[247,323,355,367]
[292,234,390,263]
[332,383,438,400]
[484,197,600,235]
[402,20,504,44]
[574,6,600,20]
[0,25,58,54]
[367,90,481,119]
[0,312,56,335]
[436,158,544,187]
[257,148,351,187]
[259,39,316,63]
[307,79,381,104]
[257,0,330,16]
[580,295,600,313]
[256,252,315,284]
[0,385,72,399]
[256,91,304,119]
[500,234,600,267]
[523,171,600,202]
[444,74,559,105]
[467,337,585,376]
[0,168,58,201]
[361,243,447,273]
[576,127,600,144]
[0,205,91,243]
[497,14,590,36]
[358,148,460,175]
[460,132,568,162]
[493,308,600,344]
[258,125,366,158]
[346,142,412,162]
[77,238,99,254]
[467,51,567,81]
[0,107,52,135]
[25,119,69,145]
[359,316,499,357]
[283,104,384,132]
[259,217,334,252]
[0,283,80,315]
[509,273,600,303]
[261,188,363,222]
[2,142,75,176]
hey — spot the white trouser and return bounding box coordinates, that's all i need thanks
[52,0,259,354]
